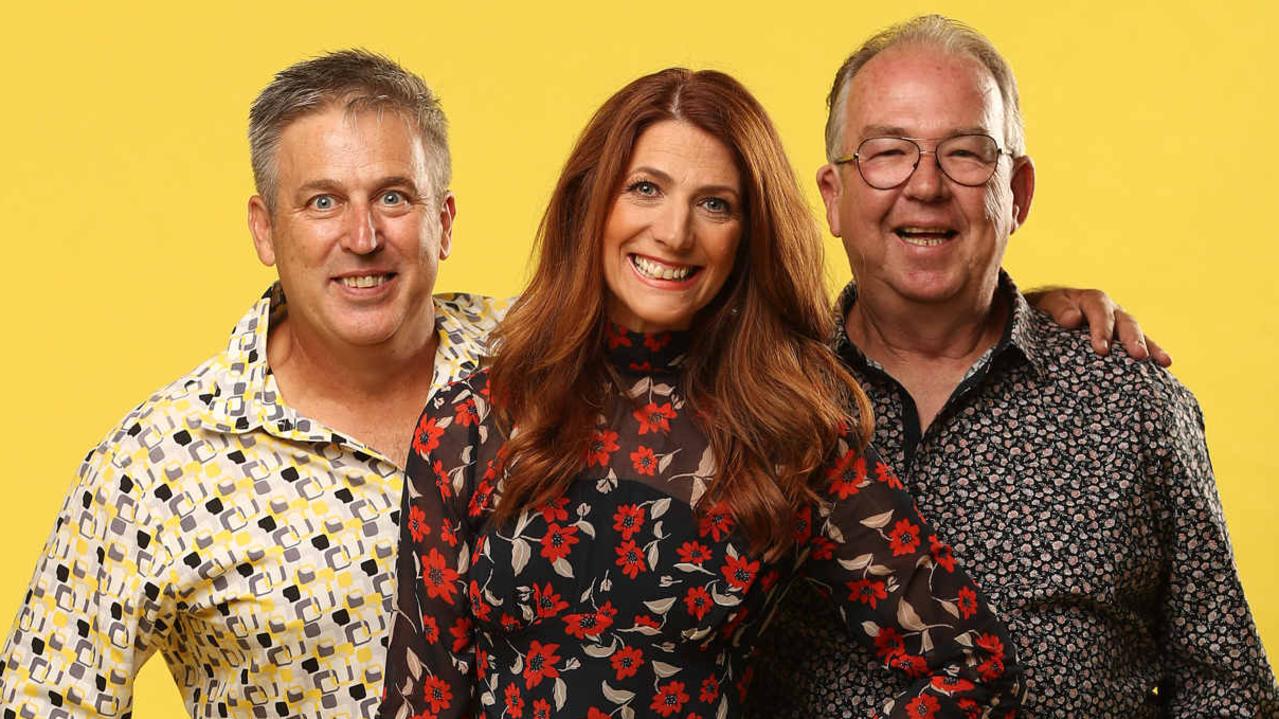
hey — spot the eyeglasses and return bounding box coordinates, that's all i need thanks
[833,134,1012,190]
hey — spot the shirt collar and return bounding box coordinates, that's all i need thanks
[831,270,1050,379]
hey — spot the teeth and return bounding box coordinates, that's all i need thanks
[900,236,948,247]
[632,255,694,281]
[896,227,954,247]
[340,274,389,288]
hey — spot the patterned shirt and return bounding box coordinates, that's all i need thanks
[379,325,1024,719]
[0,285,508,719]
[751,274,1279,718]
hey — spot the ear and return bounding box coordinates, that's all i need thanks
[1009,155,1036,233]
[248,195,276,266]
[816,163,845,237]
[437,192,456,260]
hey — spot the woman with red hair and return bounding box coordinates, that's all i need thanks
[379,68,1024,719]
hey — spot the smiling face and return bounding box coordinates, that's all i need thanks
[601,120,743,333]
[818,44,1033,311]
[248,104,453,354]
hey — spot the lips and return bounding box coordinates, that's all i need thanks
[629,254,701,282]
[893,226,958,247]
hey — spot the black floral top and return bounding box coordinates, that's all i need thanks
[378,326,1025,719]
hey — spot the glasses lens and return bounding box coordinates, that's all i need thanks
[856,138,919,189]
[938,135,1000,186]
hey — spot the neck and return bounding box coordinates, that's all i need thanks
[846,278,1006,367]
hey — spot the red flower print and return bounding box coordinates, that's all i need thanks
[847,578,888,609]
[628,360,653,372]
[930,676,975,694]
[440,519,458,548]
[888,650,929,678]
[538,496,570,523]
[684,585,712,620]
[563,603,615,639]
[676,540,712,565]
[888,518,922,556]
[721,554,760,591]
[533,582,568,619]
[421,548,460,605]
[531,699,551,719]
[500,613,521,633]
[421,613,439,644]
[433,459,452,499]
[875,460,904,489]
[540,523,580,562]
[611,644,643,680]
[454,397,479,426]
[826,449,867,499]
[407,505,430,543]
[957,585,979,619]
[761,570,779,592]
[698,504,735,541]
[634,402,677,435]
[810,536,836,560]
[422,675,453,713]
[699,675,720,703]
[650,681,689,717]
[643,332,671,351]
[793,505,813,545]
[449,616,471,652]
[615,539,647,578]
[476,646,489,681]
[957,698,981,719]
[468,580,492,622]
[412,415,445,456]
[634,614,660,629]
[613,504,647,540]
[929,534,956,573]
[873,627,906,660]
[905,694,941,719]
[629,446,659,476]
[606,323,633,349]
[587,710,610,719]
[523,640,561,688]
[736,666,754,701]
[975,633,1007,680]
[468,473,495,517]
[586,429,621,467]
[504,683,524,718]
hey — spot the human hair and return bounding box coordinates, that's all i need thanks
[487,68,873,560]
[825,15,1026,161]
[248,49,450,211]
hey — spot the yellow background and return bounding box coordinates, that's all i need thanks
[2,0,1275,712]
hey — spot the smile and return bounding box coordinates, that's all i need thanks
[630,254,700,282]
[894,226,958,247]
[336,273,394,288]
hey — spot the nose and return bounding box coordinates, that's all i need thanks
[340,200,381,255]
[651,201,693,251]
[903,149,949,203]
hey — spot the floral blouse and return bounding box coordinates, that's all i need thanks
[378,327,1024,719]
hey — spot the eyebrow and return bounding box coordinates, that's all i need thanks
[860,125,993,139]
[294,175,423,196]
[628,166,741,197]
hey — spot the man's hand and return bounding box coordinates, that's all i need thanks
[1026,286,1172,367]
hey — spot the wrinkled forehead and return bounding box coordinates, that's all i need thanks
[275,104,431,182]
[845,45,1005,142]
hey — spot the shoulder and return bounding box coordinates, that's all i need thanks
[434,293,512,337]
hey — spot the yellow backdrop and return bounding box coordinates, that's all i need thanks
[2,0,1275,712]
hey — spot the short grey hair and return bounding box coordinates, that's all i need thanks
[249,49,450,211]
[825,15,1026,162]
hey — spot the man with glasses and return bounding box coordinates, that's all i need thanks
[752,15,1278,718]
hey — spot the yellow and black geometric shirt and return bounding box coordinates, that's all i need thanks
[0,285,508,718]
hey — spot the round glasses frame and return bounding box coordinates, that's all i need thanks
[832,134,1013,190]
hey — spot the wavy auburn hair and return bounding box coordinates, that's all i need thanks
[487,68,873,559]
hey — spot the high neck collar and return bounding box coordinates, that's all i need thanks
[604,322,691,376]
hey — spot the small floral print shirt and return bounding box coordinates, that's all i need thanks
[379,326,1026,719]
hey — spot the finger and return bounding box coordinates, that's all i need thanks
[1145,335,1173,368]
[1078,291,1116,356]
[1113,310,1150,361]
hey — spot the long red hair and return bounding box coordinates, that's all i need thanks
[487,68,872,559]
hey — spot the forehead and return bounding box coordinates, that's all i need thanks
[628,120,741,189]
[845,45,1004,141]
[274,105,430,185]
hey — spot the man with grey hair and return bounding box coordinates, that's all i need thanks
[0,50,505,717]
[752,15,1277,717]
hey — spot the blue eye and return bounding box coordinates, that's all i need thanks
[311,195,335,210]
[702,197,731,214]
[628,180,659,197]
[381,191,404,205]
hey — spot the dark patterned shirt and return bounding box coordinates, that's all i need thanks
[751,274,1279,718]
[379,325,1025,719]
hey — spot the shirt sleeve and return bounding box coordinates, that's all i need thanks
[0,437,174,718]
[379,374,491,719]
[1144,382,1279,716]
[798,433,1025,719]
